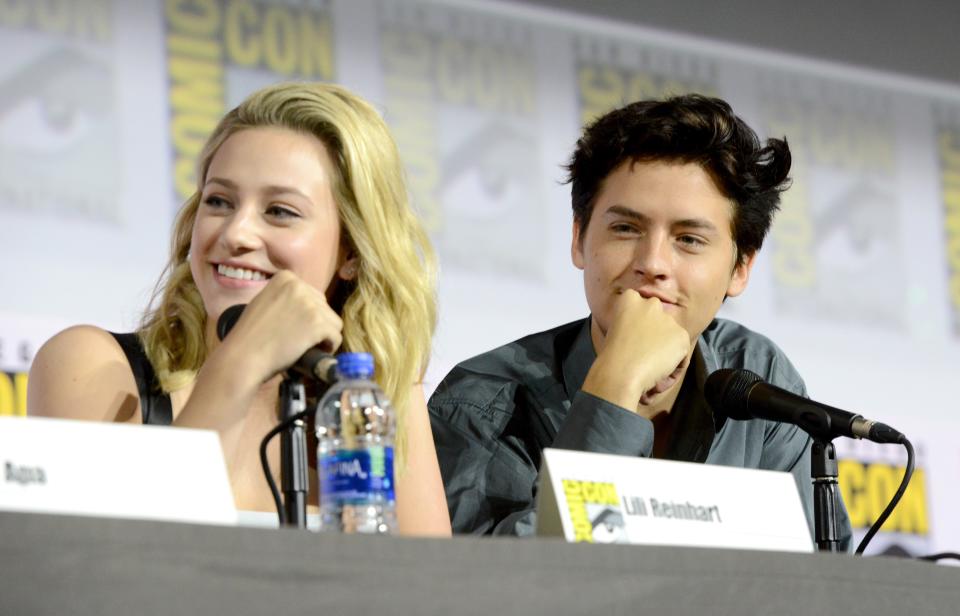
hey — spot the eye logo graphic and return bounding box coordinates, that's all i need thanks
[589,507,627,543]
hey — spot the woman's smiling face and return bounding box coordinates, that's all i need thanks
[189,126,347,327]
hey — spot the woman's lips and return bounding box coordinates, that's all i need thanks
[212,264,271,289]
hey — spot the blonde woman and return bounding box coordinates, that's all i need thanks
[28,82,451,536]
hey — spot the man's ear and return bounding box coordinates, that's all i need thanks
[726,251,756,298]
[571,220,585,270]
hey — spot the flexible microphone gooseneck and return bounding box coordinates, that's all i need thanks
[704,368,915,556]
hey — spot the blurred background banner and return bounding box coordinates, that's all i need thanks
[376,0,546,280]
[1,0,957,556]
[937,103,960,337]
[759,76,904,329]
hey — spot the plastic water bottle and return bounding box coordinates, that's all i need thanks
[315,352,397,534]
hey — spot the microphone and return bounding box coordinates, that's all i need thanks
[216,304,338,384]
[704,368,904,444]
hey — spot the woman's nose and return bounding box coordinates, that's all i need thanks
[219,205,262,253]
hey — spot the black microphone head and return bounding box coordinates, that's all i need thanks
[704,368,763,421]
[216,304,246,341]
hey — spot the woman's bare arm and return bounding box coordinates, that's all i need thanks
[395,383,452,537]
[28,325,142,423]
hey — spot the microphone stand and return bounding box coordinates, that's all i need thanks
[811,439,841,552]
[278,377,308,528]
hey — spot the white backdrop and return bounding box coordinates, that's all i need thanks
[1,0,957,556]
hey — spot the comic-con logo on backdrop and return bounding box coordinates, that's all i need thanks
[936,107,960,337]
[0,371,27,417]
[377,0,545,280]
[836,440,931,556]
[573,35,718,128]
[0,334,33,417]
[758,74,905,330]
[165,0,335,203]
[0,0,119,221]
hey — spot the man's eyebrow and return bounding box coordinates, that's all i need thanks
[604,205,720,233]
[604,205,650,223]
[674,218,719,233]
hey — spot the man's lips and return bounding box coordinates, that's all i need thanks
[635,290,679,306]
[611,285,681,307]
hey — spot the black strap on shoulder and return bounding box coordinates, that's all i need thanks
[109,332,173,426]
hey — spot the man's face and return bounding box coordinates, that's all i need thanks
[572,160,755,349]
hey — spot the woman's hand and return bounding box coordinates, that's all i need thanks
[213,270,343,385]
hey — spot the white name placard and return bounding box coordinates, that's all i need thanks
[536,448,813,553]
[0,416,237,526]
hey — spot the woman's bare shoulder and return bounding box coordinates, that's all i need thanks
[27,325,141,423]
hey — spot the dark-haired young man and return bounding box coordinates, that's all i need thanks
[428,95,851,547]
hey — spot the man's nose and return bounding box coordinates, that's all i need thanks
[632,232,671,280]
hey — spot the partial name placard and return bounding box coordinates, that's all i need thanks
[0,416,237,526]
[536,448,813,552]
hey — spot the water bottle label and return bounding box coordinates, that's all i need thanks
[320,447,395,504]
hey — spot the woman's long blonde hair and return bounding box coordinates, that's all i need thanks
[139,82,437,463]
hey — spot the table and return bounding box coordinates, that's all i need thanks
[1,511,955,615]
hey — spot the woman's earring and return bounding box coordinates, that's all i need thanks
[342,261,358,280]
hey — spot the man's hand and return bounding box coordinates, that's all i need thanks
[582,289,691,417]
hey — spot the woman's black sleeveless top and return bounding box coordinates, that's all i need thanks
[109,333,173,426]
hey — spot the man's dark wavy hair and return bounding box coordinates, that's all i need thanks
[565,94,791,264]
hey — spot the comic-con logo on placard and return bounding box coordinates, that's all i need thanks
[562,479,627,544]
[0,0,119,221]
[377,0,545,280]
[164,0,335,203]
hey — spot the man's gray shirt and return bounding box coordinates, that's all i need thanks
[428,316,852,549]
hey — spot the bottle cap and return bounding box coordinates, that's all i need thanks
[336,352,375,379]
